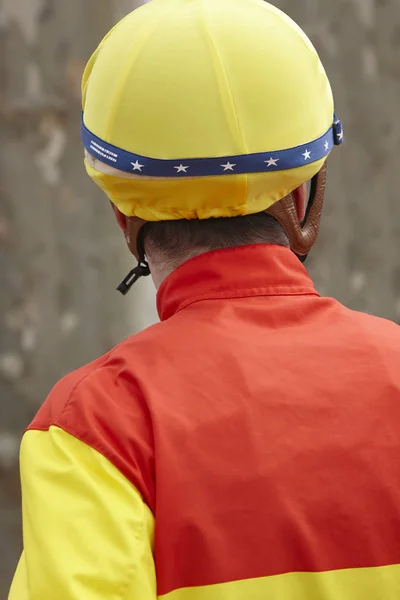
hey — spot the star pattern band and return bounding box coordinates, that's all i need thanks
[82,114,344,179]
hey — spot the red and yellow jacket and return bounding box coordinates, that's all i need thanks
[9,244,400,600]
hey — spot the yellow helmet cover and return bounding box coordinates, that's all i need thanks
[82,0,343,221]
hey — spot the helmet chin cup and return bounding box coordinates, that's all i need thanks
[267,163,327,259]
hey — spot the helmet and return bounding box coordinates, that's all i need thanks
[81,0,343,291]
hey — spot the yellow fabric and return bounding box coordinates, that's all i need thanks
[82,0,334,220]
[8,428,156,600]
[9,429,400,600]
[161,565,400,600]
[84,158,326,221]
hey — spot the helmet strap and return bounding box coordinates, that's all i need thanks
[266,162,327,260]
[117,219,150,295]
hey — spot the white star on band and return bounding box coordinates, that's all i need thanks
[303,149,311,161]
[264,157,279,167]
[338,130,344,141]
[221,162,236,171]
[324,141,330,151]
[174,164,189,173]
[131,160,144,172]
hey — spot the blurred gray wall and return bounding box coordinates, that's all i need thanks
[274,0,400,321]
[0,0,399,595]
[0,0,156,592]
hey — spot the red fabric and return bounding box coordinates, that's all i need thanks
[29,244,400,596]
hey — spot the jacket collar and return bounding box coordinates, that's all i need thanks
[157,244,318,321]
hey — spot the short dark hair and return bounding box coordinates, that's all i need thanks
[143,211,288,265]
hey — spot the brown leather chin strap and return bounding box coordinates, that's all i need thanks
[266,162,327,257]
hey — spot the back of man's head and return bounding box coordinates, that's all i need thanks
[81,0,343,292]
[142,212,289,276]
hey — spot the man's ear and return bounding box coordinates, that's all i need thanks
[110,202,147,261]
[111,202,128,232]
[292,183,308,222]
[126,217,148,261]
